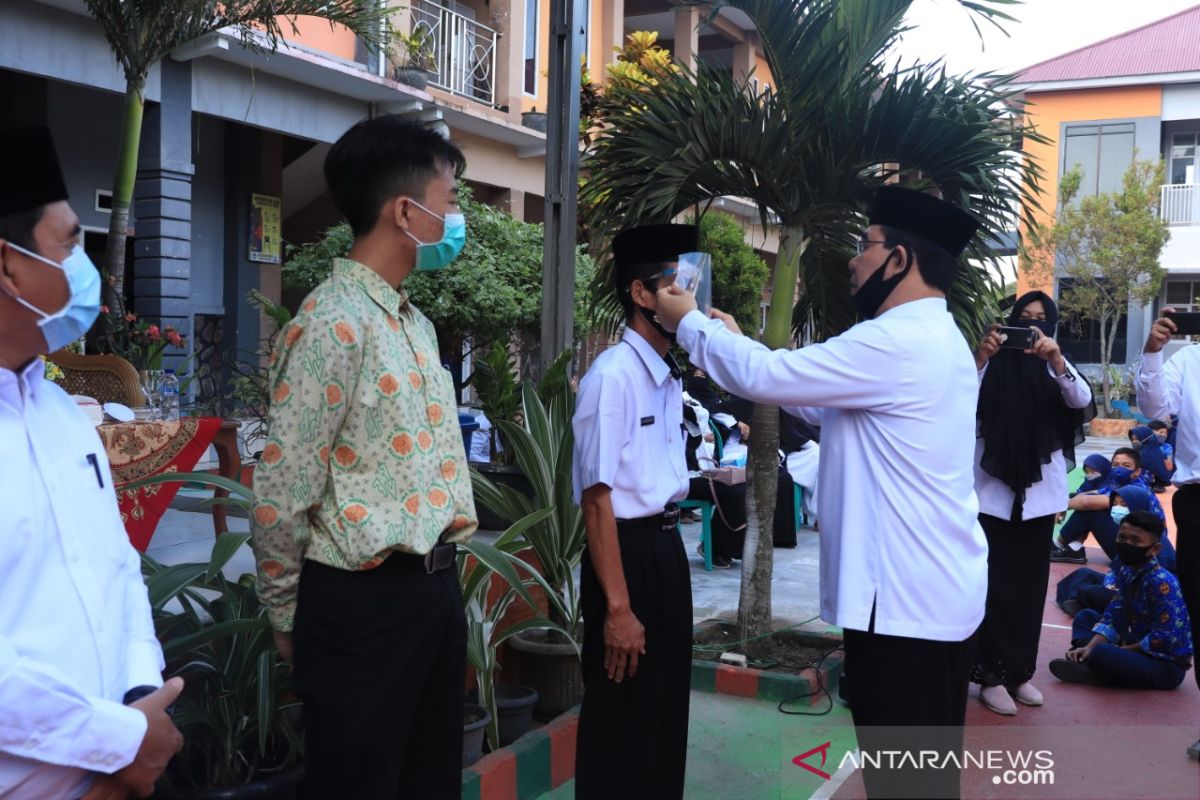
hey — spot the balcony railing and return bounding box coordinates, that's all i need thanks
[1160,183,1200,225]
[412,0,499,107]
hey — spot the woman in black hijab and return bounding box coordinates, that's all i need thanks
[971,291,1096,716]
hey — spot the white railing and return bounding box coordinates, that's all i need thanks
[1160,183,1200,225]
[412,0,499,107]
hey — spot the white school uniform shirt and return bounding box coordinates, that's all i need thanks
[572,328,689,519]
[677,298,987,641]
[1137,347,1200,485]
[0,359,164,800]
[973,360,1093,520]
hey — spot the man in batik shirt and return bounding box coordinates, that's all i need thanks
[252,116,476,800]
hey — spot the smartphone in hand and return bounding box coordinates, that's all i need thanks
[1165,310,1200,336]
[998,326,1037,350]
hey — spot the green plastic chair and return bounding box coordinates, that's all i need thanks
[793,483,808,531]
[679,421,724,571]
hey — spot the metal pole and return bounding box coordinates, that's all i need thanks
[539,0,584,376]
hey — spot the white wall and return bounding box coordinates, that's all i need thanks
[45,81,126,233]
[1163,83,1200,122]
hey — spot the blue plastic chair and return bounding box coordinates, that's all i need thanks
[679,422,724,571]
[1111,398,1152,425]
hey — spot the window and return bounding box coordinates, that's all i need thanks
[524,0,538,95]
[1170,133,1197,185]
[1056,278,1129,364]
[1165,278,1200,311]
[1062,123,1135,199]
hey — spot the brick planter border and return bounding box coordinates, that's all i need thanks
[691,651,845,705]
[463,707,578,800]
[462,650,846,799]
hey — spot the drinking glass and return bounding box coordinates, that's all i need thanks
[139,369,164,421]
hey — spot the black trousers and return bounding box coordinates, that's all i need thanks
[576,520,693,799]
[971,513,1055,687]
[292,554,466,799]
[842,616,976,800]
[1172,483,1200,693]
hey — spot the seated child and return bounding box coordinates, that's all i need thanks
[1149,419,1176,484]
[1055,484,1178,615]
[1129,424,1173,489]
[1051,448,1163,564]
[1050,510,1193,690]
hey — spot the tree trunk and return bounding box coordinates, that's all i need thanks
[737,224,805,658]
[104,80,147,309]
[1098,311,1111,417]
[1103,312,1121,416]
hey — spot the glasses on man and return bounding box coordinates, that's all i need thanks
[855,239,888,255]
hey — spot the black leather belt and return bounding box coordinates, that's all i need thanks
[424,542,458,573]
[618,504,681,532]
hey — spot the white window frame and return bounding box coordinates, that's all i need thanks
[523,0,540,98]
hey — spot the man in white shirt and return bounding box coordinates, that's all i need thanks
[657,187,987,798]
[572,224,695,799]
[0,126,183,799]
[1136,311,1200,760]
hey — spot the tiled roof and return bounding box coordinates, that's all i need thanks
[1015,4,1200,84]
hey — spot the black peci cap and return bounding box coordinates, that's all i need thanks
[612,223,700,287]
[0,126,69,218]
[868,186,979,257]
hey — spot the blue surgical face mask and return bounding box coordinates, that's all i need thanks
[4,242,100,352]
[405,199,466,271]
[1111,466,1135,485]
[1111,505,1131,525]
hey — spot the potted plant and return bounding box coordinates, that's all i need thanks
[471,377,587,720]
[459,518,573,751]
[137,526,303,798]
[392,27,437,89]
[521,106,548,133]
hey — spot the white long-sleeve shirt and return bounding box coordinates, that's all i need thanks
[973,360,1094,520]
[1137,347,1200,485]
[677,298,987,641]
[0,359,164,799]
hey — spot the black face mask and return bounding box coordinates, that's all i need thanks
[1010,318,1057,338]
[851,249,910,319]
[1116,541,1155,567]
[638,305,676,343]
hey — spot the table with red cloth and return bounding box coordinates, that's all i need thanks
[97,417,222,552]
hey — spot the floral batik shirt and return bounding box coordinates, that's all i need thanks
[251,258,477,631]
[1093,558,1194,663]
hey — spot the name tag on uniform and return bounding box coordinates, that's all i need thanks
[640,415,655,426]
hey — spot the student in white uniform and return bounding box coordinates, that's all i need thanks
[572,224,694,799]
[656,187,988,799]
[1136,311,1200,760]
[0,127,183,800]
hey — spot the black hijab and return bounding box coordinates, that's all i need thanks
[977,291,1097,516]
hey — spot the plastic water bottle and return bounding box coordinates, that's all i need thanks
[161,370,180,422]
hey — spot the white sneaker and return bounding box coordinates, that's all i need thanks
[980,685,1018,716]
[1011,681,1043,707]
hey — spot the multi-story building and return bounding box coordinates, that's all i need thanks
[0,0,779,391]
[1006,4,1200,368]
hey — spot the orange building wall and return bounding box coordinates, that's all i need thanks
[1018,85,1162,293]
[753,54,776,91]
[522,0,617,113]
[285,16,361,62]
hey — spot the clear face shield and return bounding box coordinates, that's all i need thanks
[672,251,713,314]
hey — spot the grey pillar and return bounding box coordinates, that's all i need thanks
[540,0,585,375]
[133,58,194,369]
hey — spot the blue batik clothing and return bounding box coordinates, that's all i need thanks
[1093,559,1193,664]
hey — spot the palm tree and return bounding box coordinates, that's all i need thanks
[582,0,1045,653]
[83,0,391,304]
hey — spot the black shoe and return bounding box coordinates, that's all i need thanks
[1070,638,1091,649]
[1061,598,1082,617]
[1050,545,1087,564]
[1188,738,1200,761]
[1049,658,1104,686]
[712,555,733,569]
